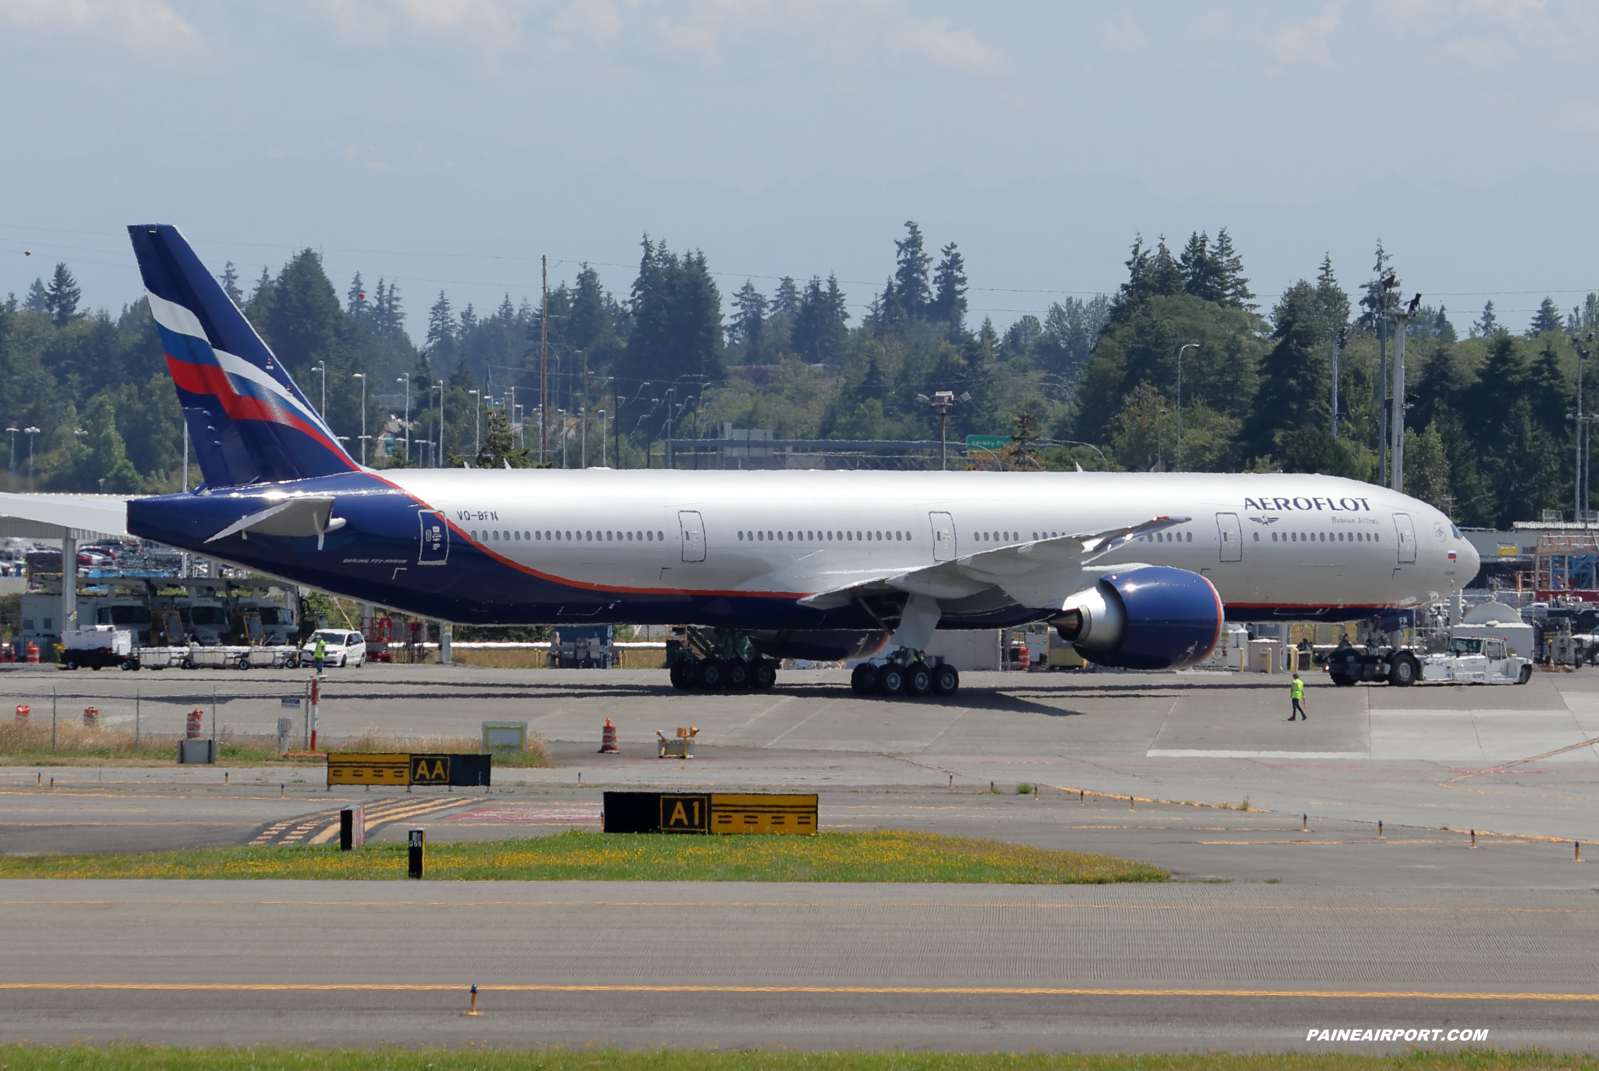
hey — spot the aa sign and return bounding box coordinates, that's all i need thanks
[410,755,452,783]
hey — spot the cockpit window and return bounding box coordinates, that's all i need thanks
[1450,524,1463,538]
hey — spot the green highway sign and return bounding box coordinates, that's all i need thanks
[965,435,1010,451]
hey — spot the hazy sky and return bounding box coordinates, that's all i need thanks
[3,0,1597,338]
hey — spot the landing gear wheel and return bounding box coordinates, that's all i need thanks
[931,663,960,696]
[877,663,907,697]
[751,659,777,691]
[905,661,933,696]
[723,658,751,690]
[669,658,696,691]
[851,663,879,695]
[696,658,725,690]
[1388,652,1418,687]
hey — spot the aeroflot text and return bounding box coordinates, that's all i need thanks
[1307,1028,1489,1042]
[1244,497,1373,512]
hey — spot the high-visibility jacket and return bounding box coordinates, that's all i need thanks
[314,638,326,659]
[1291,678,1304,700]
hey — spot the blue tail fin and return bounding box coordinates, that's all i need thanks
[127,224,358,487]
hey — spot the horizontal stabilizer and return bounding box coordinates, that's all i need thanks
[205,495,345,545]
[0,493,134,539]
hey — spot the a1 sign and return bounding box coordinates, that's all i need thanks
[660,794,710,833]
[410,755,452,784]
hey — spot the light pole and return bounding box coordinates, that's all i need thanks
[1391,294,1420,493]
[1574,337,1595,522]
[1175,343,1198,472]
[598,409,606,467]
[435,380,445,467]
[396,374,411,466]
[1331,327,1347,438]
[580,407,588,468]
[557,409,567,468]
[351,373,367,465]
[5,427,16,483]
[915,390,971,470]
[312,361,326,418]
[23,426,39,483]
[468,390,480,456]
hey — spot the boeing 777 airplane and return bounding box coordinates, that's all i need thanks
[0,226,1479,697]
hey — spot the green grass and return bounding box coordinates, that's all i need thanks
[0,830,1166,884]
[0,1046,1587,1071]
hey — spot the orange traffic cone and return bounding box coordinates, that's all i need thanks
[1018,643,1031,672]
[599,717,619,754]
[82,706,98,729]
[186,706,203,739]
[14,704,29,726]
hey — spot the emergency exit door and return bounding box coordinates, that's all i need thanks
[679,511,706,562]
[418,510,448,565]
[1216,512,1243,562]
[929,512,956,561]
[1392,512,1417,563]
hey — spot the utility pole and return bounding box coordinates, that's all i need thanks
[580,407,588,468]
[1391,294,1420,493]
[1331,328,1347,438]
[1575,337,1594,522]
[397,374,411,466]
[598,409,606,467]
[540,255,549,465]
[5,427,15,485]
[468,389,480,455]
[436,379,445,467]
[1175,343,1198,472]
[664,388,675,469]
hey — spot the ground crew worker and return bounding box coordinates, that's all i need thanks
[1288,671,1307,721]
[313,634,326,674]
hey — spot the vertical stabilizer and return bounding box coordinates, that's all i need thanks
[127,224,357,487]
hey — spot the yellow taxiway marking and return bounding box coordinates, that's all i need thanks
[1,983,1596,1000]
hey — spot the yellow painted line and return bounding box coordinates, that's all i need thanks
[305,825,340,846]
[0,982,1595,1000]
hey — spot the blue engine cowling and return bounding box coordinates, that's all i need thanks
[1051,566,1223,670]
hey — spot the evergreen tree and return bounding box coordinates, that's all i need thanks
[1433,306,1457,343]
[1246,280,1330,457]
[466,408,533,468]
[771,277,801,317]
[730,282,767,348]
[426,292,456,355]
[626,236,723,386]
[871,277,907,332]
[790,275,849,365]
[1528,297,1564,337]
[893,222,932,316]
[345,273,367,317]
[1001,314,1043,361]
[23,279,47,313]
[1475,299,1499,337]
[1403,422,1453,515]
[79,391,140,492]
[459,303,477,334]
[220,262,244,307]
[45,262,82,327]
[1008,408,1041,470]
[931,242,968,329]
[1179,232,1224,303]
[1212,228,1253,309]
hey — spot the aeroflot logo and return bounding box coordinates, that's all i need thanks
[1243,496,1372,512]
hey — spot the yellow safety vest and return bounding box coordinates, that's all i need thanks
[1291,678,1304,700]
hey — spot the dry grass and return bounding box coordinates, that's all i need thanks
[447,647,666,669]
[0,720,309,765]
[331,726,548,767]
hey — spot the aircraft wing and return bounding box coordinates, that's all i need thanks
[798,515,1188,612]
[0,492,136,539]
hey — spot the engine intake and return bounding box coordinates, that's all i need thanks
[1052,566,1222,670]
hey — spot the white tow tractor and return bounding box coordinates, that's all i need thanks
[1326,632,1532,687]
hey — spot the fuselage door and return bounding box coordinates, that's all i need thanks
[679,510,706,563]
[1393,512,1417,563]
[418,510,448,565]
[929,511,956,561]
[1216,512,1243,562]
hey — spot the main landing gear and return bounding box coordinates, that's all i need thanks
[850,652,959,699]
[667,627,778,692]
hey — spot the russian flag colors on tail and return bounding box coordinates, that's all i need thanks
[127,225,356,488]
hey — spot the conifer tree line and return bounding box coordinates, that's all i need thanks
[2,222,1596,527]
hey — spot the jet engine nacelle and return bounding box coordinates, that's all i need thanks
[1051,566,1223,670]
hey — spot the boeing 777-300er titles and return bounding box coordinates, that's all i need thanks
[0,226,1479,698]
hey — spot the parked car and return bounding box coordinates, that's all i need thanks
[300,629,367,668]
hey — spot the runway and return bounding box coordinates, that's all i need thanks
[3,879,1595,1051]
